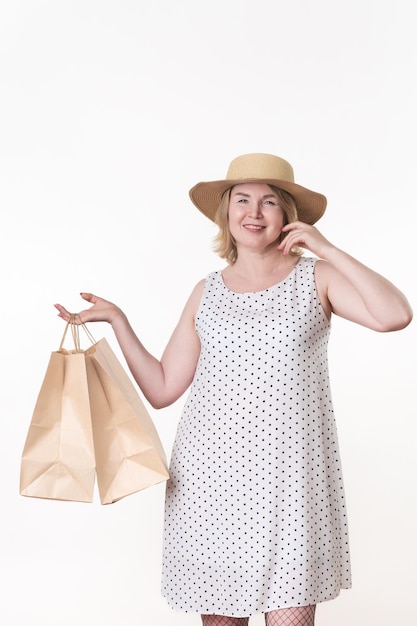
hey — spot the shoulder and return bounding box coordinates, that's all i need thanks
[190,277,206,300]
[184,270,224,313]
[313,258,335,283]
[296,256,317,270]
[191,271,222,296]
[294,255,320,276]
[181,276,209,318]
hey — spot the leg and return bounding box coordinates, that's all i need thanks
[265,605,316,626]
[201,615,249,626]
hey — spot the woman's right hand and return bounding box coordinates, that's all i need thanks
[54,292,124,325]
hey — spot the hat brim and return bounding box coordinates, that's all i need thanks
[189,178,326,225]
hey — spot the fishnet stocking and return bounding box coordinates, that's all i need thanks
[265,605,316,626]
[201,615,249,626]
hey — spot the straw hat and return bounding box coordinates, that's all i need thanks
[189,153,327,224]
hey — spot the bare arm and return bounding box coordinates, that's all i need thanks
[54,280,205,408]
[279,222,413,331]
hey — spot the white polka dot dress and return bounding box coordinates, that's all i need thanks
[161,257,351,617]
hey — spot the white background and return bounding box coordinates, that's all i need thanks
[1,1,416,625]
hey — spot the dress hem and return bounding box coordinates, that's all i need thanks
[161,584,352,617]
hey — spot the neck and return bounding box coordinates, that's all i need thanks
[222,248,300,293]
[232,247,290,277]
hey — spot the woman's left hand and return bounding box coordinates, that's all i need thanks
[278,222,413,332]
[278,221,335,259]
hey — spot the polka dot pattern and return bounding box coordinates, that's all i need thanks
[161,257,351,617]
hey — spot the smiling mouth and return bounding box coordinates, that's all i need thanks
[243,224,266,231]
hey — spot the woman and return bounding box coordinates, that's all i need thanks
[55,153,412,626]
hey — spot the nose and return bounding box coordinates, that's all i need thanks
[248,200,263,217]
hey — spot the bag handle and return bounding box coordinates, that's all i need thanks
[59,315,96,352]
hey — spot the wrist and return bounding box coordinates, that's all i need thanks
[110,308,128,327]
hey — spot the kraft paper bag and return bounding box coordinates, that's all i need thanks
[85,338,170,504]
[20,319,169,504]
[20,325,96,502]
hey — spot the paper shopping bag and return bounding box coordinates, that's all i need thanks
[20,325,96,502]
[20,320,169,504]
[85,337,170,504]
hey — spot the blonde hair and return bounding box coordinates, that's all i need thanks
[213,185,303,264]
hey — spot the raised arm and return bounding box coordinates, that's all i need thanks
[279,221,413,331]
[54,280,205,408]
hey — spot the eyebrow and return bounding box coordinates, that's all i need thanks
[233,192,277,199]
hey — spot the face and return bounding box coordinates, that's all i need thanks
[227,183,286,251]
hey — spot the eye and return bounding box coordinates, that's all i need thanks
[237,197,249,203]
[262,199,279,207]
